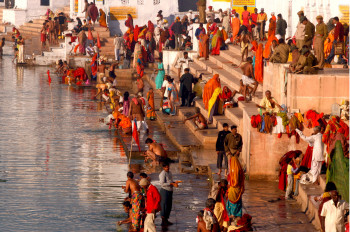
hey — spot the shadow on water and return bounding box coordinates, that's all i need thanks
[0,46,131,232]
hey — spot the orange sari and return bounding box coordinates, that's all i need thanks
[203,74,221,109]
[231,17,240,42]
[99,9,107,27]
[227,156,245,204]
[324,29,335,59]
[199,33,209,59]
[263,20,277,58]
[255,43,264,83]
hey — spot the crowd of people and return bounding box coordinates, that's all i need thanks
[118,163,181,231]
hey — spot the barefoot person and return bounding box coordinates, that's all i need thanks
[143,138,168,163]
[117,201,132,226]
[183,107,208,130]
[240,57,258,101]
[256,90,282,114]
[122,171,142,232]
[159,162,180,226]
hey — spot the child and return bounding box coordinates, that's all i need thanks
[12,48,19,63]
[117,201,132,226]
[118,102,124,113]
[285,158,299,199]
[197,210,211,232]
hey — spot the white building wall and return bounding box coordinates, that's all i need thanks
[71,0,179,36]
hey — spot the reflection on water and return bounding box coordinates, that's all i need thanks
[0,48,130,231]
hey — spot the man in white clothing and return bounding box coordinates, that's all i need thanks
[296,126,324,184]
[114,34,124,61]
[321,190,349,232]
[175,52,193,79]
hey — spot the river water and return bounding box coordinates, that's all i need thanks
[0,47,130,232]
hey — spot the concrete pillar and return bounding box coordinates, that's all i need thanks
[325,0,331,21]
[310,0,317,24]
[287,0,293,38]
[70,0,74,18]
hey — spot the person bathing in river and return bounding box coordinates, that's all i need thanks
[117,201,132,227]
[143,138,168,164]
[183,107,208,130]
[122,171,142,232]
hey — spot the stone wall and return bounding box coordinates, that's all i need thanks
[263,63,349,114]
[241,108,309,179]
[286,69,349,114]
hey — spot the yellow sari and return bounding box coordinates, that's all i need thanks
[227,156,245,203]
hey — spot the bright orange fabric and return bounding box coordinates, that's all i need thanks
[231,17,240,42]
[324,29,335,58]
[203,74,221,109]
[99,9,107,27]
[255,43,264,83]
[227,156,245,204]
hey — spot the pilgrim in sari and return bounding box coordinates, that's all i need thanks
[146,88,156,120]
[17,36,25,63]
[220,86,233,109]
[123,92,130,116]
[155,59,165,89]
[88,3,99,24]
[125,14,134,30]
[78,30,87,54]
[255,43,264,83]
[199,31,209,59]
[134,25,140,42]
[208,87,222,124]
[133,42,141,69]
[263,18,277,58]
[226,156,245,218]
[211,23,223,55]
[99,9,107,28]
[136,54,144,78]
[324,29,335,61]
[231,15,240,43]
[168,79,179,116]
[203,74,221,109]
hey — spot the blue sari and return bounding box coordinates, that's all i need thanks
[155,62,165,89]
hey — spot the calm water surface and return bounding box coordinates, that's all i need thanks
[0,47,129,232]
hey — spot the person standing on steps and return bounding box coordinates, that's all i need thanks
[159,162,179,226]
[224,125,243,159]
[180,68,194,107]
[216,123,231,177]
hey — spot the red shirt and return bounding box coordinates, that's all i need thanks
[251,13,258,26]
[334,22,344,42]
[242,11,250,27]
[146,184,161,214]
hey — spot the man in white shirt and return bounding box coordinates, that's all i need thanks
[175,52,193,79]
[114,34,124,61]
[321,190,349,232]
[294,11,306,50]
[296,126,324,184]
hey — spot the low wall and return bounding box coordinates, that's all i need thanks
[287,69,349,114]
[162,50,197,75]
[263,63,349,114]
[241,107,310,179]
[2,9,26,26]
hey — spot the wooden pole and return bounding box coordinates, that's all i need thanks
[129,136,133,165]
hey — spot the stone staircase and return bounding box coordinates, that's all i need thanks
[35,24,114,65]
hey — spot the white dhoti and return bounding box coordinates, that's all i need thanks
[144,213,156,232]
[300,160,322,184]
[242,75,255,86]
[131,120,149,132]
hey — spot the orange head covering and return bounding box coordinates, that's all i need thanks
[203,74,221,109]
[227,156,245,204]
